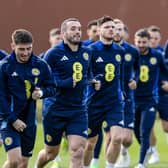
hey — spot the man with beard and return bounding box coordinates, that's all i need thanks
[112,19,139,168]
[35,18,98,168]
[83,15,125,168]
[133,28,168,168]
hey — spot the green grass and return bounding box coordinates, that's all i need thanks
[0,119,168,167]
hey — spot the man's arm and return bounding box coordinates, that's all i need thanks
[0,62,17,123]
[33,61,56,99]
[44,49,74,89]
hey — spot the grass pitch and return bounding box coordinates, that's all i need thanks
[0,117,168,167]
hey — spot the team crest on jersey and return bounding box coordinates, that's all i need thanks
[32,68,40,76]
[87,128,92,135]
[83,52,89,60]
[5,137,13,146]
[46,134,52,143]
[115,54,121,62]
[102,121,108,128]
[125,54,132,61]
[150,57,157,65]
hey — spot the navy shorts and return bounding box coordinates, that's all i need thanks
[88,99,124,137]
[1,122,36,157]
[43,109,88,146]
[158,94,168,121]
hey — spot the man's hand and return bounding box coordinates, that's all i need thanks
[161,81,168,91]
[32,87,43,100]
[12,119,27,132]
[92,79,101,91]
[128,79,137,90]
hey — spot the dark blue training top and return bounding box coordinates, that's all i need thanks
[121,41,139,99]
[0,49,8,60]
[0,52,56,124]
[135,47,168,98]
[83,39,95,46]
[87,40,125,108]
[158,42,168,95]
[44,41,91,111]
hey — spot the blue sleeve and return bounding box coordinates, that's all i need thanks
[86,48,96,84]
[39,61,56,98]
[38,52,45,59]
[159,52,168,80]
[134,50,140,82]
[120,50,126,95]
[44,49,74,89]
[0,63,17,123]
[164,40,168,59]
[0,50,8,60]
[54,73,73,88]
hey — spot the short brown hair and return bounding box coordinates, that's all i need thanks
[113,18,124,24]
[49,28,61,37]
[12,29,33,44]
[97,15,113,27]
[87,19,98,29]
[135,28,150,39]
[61,18,80,32]
[148,25,161,33]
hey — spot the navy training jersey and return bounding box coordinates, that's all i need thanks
[135,48,168,98]
[121,41,139,98]
[165,40,168,59]
[159,44,168,95]
[87,40,125,107]
[0,49,8,60]
[83,39,95,46]
[0,52,56,124]
[44,41,91,110]
[155,45,164,54]
[38,51,45,58]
